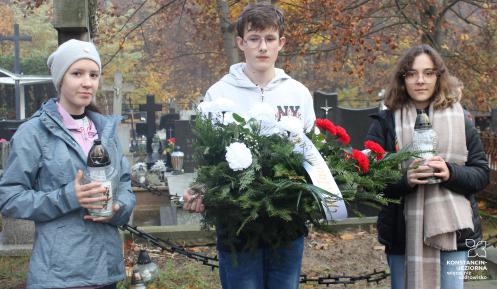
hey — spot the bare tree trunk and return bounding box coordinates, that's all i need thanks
[419,0,452,50]
[216,0,239,65]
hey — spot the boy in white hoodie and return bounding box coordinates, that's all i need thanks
[183,3,315,289]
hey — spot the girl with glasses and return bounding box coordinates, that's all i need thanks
[365,44,489,289]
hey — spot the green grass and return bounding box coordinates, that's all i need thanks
[117,257,221,289]
[0,216,495,289]
[0,254,221,289]
[0,256,29,289]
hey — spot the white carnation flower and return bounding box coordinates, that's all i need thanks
[150,160,166,172]
[225,142,253,171]
[278,116,304,136]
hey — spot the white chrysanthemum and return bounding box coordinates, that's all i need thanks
[225,142,253,171]
[278,116,304,136]
[131,162,148,173]
[150,160,166,172]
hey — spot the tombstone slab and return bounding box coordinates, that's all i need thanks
[1,217,34,244]
[174,121,195,173]
[0,216,34,256]
[165,172,196,197]
[117,123,131,155]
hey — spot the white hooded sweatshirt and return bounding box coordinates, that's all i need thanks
[204,63,316,131]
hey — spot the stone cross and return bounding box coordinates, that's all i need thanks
[101,72,134,115]
[139,94,162,154]
[0,24,32,120]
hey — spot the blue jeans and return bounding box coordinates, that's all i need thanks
[388,251,467,289]
[218,236,304,289]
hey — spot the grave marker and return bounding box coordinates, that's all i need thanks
[139,94,162,154]
[174,120,195,173]
[0,24,32,120]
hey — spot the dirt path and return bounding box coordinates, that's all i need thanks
[301,227,389,288]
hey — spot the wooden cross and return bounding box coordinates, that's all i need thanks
[0,24,32,120]
[139,94,162,154]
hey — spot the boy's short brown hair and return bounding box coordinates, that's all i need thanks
[236,3,285,38]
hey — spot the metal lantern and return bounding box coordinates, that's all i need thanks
[170,145,185,173]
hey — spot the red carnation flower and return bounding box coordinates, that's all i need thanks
[167,137,176,144]
[335,126,350,145]
[364,140,386,160]
[315,119,337,135]
[352,148,369,173]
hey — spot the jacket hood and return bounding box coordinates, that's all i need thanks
[220,63,292,90]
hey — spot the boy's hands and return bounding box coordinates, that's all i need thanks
[183,188,205,213]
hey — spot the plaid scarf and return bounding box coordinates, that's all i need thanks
[394,102,473,289]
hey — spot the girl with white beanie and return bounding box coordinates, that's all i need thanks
[0,39,135,289]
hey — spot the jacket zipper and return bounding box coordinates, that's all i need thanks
[260,87,265,102]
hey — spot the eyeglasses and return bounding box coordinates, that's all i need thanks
[243,36,280,49]
[403,69,439,84]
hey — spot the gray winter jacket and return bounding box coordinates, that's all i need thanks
[0,98,135,288]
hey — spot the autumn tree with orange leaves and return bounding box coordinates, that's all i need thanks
[5,0,497,112]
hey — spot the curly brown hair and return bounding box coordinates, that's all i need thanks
[236,3,285,38]
[384,44,458,111]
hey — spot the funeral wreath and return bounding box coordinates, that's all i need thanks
[192,99,414,251]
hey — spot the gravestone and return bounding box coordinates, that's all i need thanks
[174,120,195,173]
[159,113,180,139]
[135,122,147,138]
[117,123,132,156]
[313,90,338,120]
[0,120,25,141]
[334,107,379,149]
[139,95,162,155]
[313,90,379,149]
